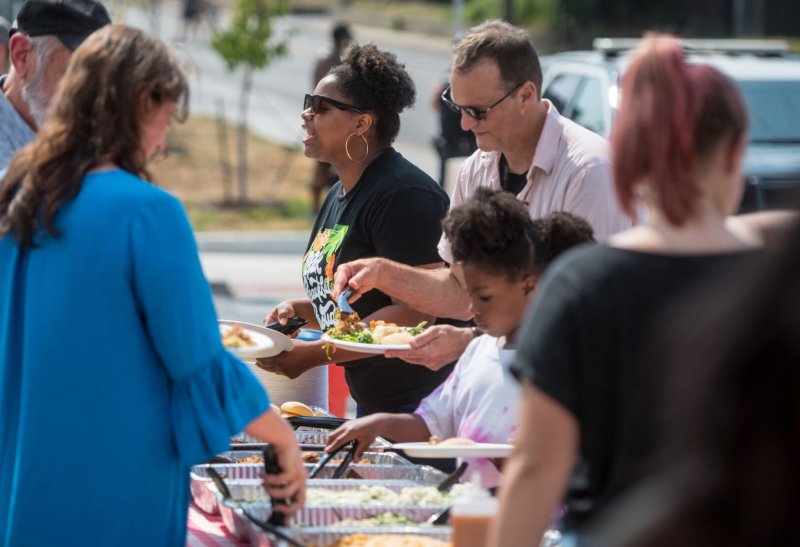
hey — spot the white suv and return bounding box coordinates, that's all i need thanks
[541,38,800,212]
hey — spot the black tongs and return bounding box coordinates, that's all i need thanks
[307,440,360,479]
[287,416,346,430]
[205,466,305,547]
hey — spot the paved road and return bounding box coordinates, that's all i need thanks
[123,4,453,178]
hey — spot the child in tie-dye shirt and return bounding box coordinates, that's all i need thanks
[326,189,595,488]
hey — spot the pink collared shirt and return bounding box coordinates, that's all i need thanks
[438,101,634,263]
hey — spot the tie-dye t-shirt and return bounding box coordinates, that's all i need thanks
[302,148,451,413]
[415,335,520,488]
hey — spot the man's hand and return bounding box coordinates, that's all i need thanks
[385,324,474,370]
[325,414,388,459]
[255,341,325,379]
[333,258,384,301]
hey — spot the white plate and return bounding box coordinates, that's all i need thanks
[219,320,294,360]
[320,333,410,354]
[391,442,514,458]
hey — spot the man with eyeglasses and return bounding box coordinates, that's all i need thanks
[334,20,633,370]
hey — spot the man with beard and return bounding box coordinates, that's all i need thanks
[0,0,111,168]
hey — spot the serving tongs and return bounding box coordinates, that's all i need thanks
[307,440,359,479]
[205,466,305,547]
[287,416,346,430]
[425,461,469,526]
[337,288,356,317]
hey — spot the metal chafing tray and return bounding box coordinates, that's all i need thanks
[231,430,392,451]
[220,497,451,542]
[247,520,453,547]
[190,452,444,515]
[216,481,462,540]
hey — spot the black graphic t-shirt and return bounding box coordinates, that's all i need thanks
[302,148,453,413]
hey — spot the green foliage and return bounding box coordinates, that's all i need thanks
[211,0,291,71]
[465,0,556,24]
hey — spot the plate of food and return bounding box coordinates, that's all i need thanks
[392,438,514,458]
[219,320,293,360]
[322,315,427,354]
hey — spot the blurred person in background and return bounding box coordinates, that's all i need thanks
[333,20,633,371]
[0,17,10,73]
[492,34,780,547]
[325,189,595,489]
[257,42,452,417]
[309,22,352,213]
[593,217,800,547]
[0,25,304,545]
[0,0,111,168]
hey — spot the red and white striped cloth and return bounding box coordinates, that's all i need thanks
[186,503,246,547]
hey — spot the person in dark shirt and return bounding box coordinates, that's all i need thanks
[258,42,451,416]
[492,34,774,546]
[591,218,800,547]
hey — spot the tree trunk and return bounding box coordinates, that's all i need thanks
[236,66,253,204]
[214,98,233,204]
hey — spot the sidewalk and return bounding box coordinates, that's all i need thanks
[197,232,307,302]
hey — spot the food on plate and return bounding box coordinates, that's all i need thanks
[325,319,428,346]
[221,324,255,349]
[428,435,475,446]
[280,401,315,418]
[440,438,476,446]
[302,452,322,464]
[306,484,472,506]
[328,534,451,547]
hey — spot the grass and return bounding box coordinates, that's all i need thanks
[150,115,317,231]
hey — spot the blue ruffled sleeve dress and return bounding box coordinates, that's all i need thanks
[0,169,270,546]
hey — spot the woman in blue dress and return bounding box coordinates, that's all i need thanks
[0,25,305,546]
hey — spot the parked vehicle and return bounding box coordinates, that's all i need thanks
[541,38,800,212]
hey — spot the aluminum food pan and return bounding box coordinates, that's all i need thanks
[248,521,453,547]
[193,451,439,481]
[240,501,449,531]
[231,430,392,450]
[190,454,444,515]
[221,478,436,504]
[221,498,450,542]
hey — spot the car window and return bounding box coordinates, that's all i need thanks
[738,81,800,143]
[543,73,582,114]
[571,77,606,135]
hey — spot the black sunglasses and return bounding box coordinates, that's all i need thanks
[441,83,524,121]
[304,94,365,115]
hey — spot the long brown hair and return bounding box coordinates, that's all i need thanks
[0,24,188,248]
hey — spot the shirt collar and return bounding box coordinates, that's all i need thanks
[531,99,561,176]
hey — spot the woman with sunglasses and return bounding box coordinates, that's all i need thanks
[257,42,453,417]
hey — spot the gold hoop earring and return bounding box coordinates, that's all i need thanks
[345,132,369,162]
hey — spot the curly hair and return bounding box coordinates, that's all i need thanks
[444,188,536,280]
[0,25,188,249]
[330,42,416,146]
[444,188,595,280]
[532,211,595,274]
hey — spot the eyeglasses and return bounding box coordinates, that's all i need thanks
[441,83,524,121]
[304,94,365,115]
